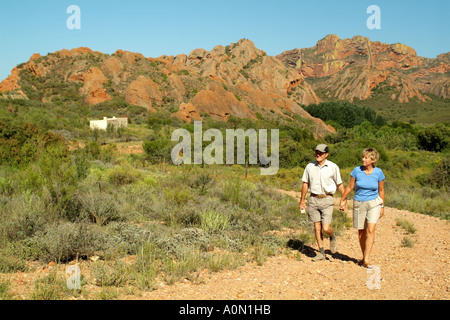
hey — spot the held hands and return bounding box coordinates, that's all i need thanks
[338,198,347,211]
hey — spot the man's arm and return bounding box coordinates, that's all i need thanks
[299,182,309,212]
[337,183,345,197]
[339,177,356,211]
[337,183,346,210]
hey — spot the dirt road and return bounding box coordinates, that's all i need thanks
[142,201,449,300]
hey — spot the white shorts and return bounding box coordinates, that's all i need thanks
[353,196,383,230]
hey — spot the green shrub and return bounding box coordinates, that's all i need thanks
[401,237,414,248]
[154,228,210,256]
[0,194,48,242]
[142,135,171,159]
[78,191,122,226]
[163,186,193,206]
[0,280,13,299]
[190,172,215,195]
[417,123,450,152]
[200,209,230,233]
[108,167,135,186]
[92,261,129,287]
[0,253,28,273]
[165,207,201,228]
[29,222,101,263]
[305,101,386,128]
[0,120,65,166]
[16,144,80,219]
[427,158,450,189]
[396,219,416,234]
[106,222,151,254]
[31,271,69,300]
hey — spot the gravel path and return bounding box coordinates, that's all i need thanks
[142,205,449,300]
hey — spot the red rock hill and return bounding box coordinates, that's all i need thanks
[277,34,450,103]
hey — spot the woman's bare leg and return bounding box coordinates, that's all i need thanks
[362,223,377,267]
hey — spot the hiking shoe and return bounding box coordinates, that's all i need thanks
[330,238,338,254]
[312,253,325,262]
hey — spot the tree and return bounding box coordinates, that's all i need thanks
[417,124,450,152]
[0,120,65,166]
[142,134,170,159]
[427,158,450,188]
[305,101,386,128]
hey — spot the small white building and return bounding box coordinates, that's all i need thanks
[90,116,128,131]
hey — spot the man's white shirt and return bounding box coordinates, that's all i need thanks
[301,160,342,195]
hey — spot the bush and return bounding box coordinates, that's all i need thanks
[15,145,81,220]
[106,222,151,255]
[396,219,416,234]
[0,194,48,242]
[190,172,215,195]
[163,186,193,206]
[142,135,171,159]
[0,120,65,166]
[427,158,450,189]
[305,101,386,128]
[29,222,102,263]
[200,209,230,233]
[92,261,130,287]
[401,237,414,248]
[108,165,141,186]
[31,271,69,300]
[0,253,28,273]
[78,191,122,226]
[417,123,450,152]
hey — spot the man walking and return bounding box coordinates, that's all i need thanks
[299,144,345,261]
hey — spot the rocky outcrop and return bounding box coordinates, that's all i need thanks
[168,73,186,101]
[102,56,124,83]
[0,67,22,93]
[186,39,319,106]
[277,34,449,103]
[172,102,202,122]
[79,67,111,105]
[26,53,49,77]
[113,50,146,65]
[190,82,255,121]
[124,76,162,112]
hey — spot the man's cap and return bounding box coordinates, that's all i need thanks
[315,144,329,153]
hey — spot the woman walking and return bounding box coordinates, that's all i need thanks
[339,148,385,267]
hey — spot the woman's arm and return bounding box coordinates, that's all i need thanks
[378,180,385,218]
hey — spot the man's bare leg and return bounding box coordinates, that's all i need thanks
[313,222,325,261]
[323,224,337,253]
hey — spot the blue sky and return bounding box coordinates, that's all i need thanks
[1,0,449,81]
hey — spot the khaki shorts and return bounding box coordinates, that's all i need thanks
[353,196,384,230]
[307,196,334,225]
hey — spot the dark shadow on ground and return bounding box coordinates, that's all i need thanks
[287,239,359,264]
[325,250,359,264]
[286,239,317,258]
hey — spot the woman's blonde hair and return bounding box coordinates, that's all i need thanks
[362,148,380,166]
